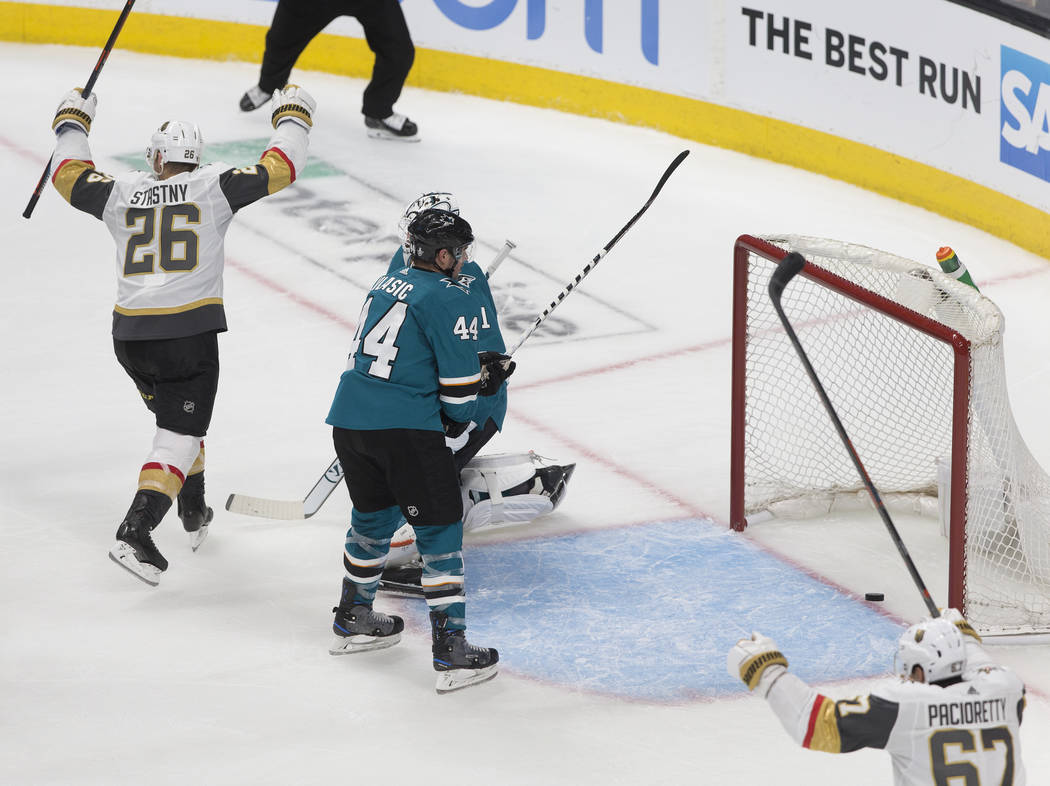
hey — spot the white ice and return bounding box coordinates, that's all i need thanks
[2,43,1049,784]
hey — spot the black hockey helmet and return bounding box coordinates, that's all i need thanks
[406,208,474,265]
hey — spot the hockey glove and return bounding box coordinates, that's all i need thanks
[727,632,788,696]
[271,84,315,129]
[53,88,97,135]
[441,414,475,452]
[479,351,515,396]
[940,608,982,642]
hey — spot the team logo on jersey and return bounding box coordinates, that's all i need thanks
[442,275,473,294]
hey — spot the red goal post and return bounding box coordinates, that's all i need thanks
[730,234,1050,635]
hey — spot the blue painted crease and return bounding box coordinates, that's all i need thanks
[408,519,903,702]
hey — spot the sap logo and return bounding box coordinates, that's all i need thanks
[1000,45,1050,181]
[433,0,660,65]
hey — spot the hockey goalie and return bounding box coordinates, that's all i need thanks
[379,451,575,595]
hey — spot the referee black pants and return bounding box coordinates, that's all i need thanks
[258,0,415,119]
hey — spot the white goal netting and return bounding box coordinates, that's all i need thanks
[735,235,1050,635]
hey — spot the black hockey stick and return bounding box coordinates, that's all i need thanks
[226,240,518,520]
[506,149,690,355]
[768,252,940,618]
[23,0,137,219]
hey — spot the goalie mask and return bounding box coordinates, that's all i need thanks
[146,120,203,174]
[399,192,458,261]
[893,617,966,684]
[406,208,473,271]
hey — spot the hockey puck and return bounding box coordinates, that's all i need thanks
[865,592,885,602]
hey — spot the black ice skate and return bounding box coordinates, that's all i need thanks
[430,611,499,694]
[329,605,404,655]
[177,472,213,551]
[378,560,424,598]
[364,112,420,142]
[109,490,171,586]
[239,84,269,112]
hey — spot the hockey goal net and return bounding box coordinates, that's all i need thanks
[730,234,1050,635]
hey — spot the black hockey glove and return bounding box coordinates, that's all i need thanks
[479,351,516,396]
[440,412,472,439]
[440,412,473,451]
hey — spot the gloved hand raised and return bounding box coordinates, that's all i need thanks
[727,632,788,697]
[53,88,97,135]
[271,84,316,129]
[940,608,982,642]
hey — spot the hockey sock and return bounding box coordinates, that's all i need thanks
[415,523,465,630]
[343,506,402,605]
[138,428,204,499]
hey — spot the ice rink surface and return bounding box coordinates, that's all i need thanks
[2,42,1049,784]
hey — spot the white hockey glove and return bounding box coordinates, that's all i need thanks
[271,84,315,129]
[940,608,982,642]
[727,632,788,697]
[53,88,97,134]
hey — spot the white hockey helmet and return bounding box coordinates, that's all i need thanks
[894,617,966,684]
[398,192,458,260]
[146,120,203,173]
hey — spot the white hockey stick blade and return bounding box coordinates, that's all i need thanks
[225,458,345,520]
[225,493,307,520]
[435,665,499,694]
[108,542,162,586]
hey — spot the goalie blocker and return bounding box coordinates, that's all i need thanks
[380,451,575,594]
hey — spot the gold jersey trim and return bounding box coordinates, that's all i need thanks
[259,148,294,194]
[52,158,92,203]
[114,297,223,317]
[804,696,844,753]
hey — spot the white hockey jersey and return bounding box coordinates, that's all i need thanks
[52,122,308,340]
[765,640,1027,785]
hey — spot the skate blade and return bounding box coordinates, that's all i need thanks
[108,543,162,586]
[377,580,424,598]
[366,128,421,143]
[189,525,209,552]
[328,632,401,655]
[435,665,498,694]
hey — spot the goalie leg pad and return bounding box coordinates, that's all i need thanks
[464,495,554,533]
[460,452,575,527]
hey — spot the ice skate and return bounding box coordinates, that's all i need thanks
[430,611,499,693]
[109,490,170,586]
[378,559,424,598]
[329,605,404,654]
[364,112,420,142]
[239,84,269,112]
[177,472,213,551]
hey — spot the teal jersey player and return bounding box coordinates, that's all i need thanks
[387,246,508,432]
[326,263,482,433]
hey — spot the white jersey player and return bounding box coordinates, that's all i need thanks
[728,609,1026,785]
[50,84,315,586]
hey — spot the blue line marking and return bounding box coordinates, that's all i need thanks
[408,518,905,702]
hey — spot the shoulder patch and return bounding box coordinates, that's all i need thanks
[441,275,473,294]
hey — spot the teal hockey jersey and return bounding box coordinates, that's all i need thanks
[386,249,508,431]
[326,264,483,432]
